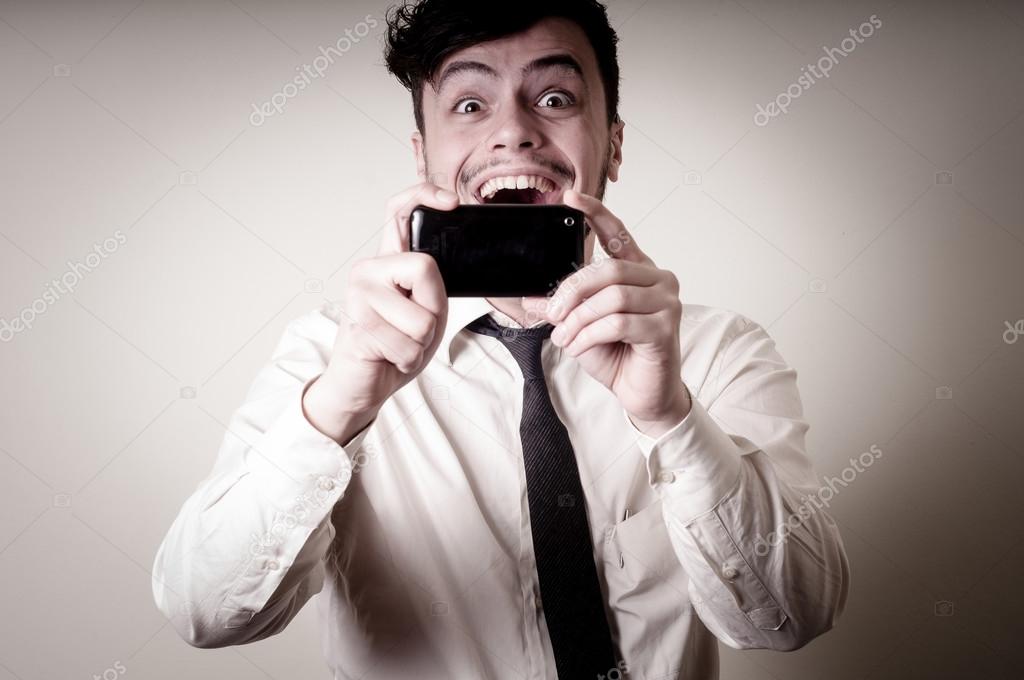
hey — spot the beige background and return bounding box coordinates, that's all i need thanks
[1,0,1023,678]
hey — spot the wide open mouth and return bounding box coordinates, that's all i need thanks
[484,187,547,204]
[475,173,564,205]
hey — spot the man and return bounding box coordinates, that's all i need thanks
[153,1,849,678]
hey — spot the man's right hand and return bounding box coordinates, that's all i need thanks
[302,182,457,445]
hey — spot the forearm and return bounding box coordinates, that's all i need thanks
[154,324,371,647]
[631,315,850,649]
[660,438,850,650]
[153,466,339,648]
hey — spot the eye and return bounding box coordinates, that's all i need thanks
[453,97,484,114]
[537,90,574,109]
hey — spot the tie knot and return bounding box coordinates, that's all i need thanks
[466,314,552,380]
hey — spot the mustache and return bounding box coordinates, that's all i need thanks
[461,156,573,192]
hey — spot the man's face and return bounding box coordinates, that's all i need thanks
[412,17,624,211]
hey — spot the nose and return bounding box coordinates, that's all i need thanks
[487,101,542,151]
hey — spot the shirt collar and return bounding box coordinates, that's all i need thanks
[439,297,497,364]
[439,297,546,364]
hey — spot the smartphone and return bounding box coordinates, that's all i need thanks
[409,204,587,297]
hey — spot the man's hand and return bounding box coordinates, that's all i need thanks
[303,182,457,445]
[523,190,690,438]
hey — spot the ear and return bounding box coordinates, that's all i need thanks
[606,117,624,182]
[412,129,426,178]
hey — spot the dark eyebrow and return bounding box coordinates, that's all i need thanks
[434,53,587,96]
[521,53,584,81]
[434,60,499,94]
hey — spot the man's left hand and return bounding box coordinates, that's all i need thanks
[523,190,691,438]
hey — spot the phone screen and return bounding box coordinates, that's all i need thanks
[410,205,585,297]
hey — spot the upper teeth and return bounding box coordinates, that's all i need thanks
[480,175,555,200]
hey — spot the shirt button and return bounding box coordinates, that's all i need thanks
[722,565,739,580]
[657,470,675,484]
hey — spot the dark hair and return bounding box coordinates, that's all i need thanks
[384,0,620,135]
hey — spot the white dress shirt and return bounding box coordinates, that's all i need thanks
[153,296,849,680]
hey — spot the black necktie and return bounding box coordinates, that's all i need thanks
[467,313,618,679]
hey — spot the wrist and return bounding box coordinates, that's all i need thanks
[628,381,692,439]
[302,372,378,446]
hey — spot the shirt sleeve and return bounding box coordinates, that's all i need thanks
[624,314,850,651]
[151,305,372,648]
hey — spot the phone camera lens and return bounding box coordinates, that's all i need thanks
[564,217,575,227]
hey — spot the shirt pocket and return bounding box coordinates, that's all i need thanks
[603,499,695,678]
[606,500,682,591]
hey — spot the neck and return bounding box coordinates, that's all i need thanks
[483,241,598,327]
[485,297,532,326]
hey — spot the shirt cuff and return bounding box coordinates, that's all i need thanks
[245,375,372,524]
[623,396,743,521]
